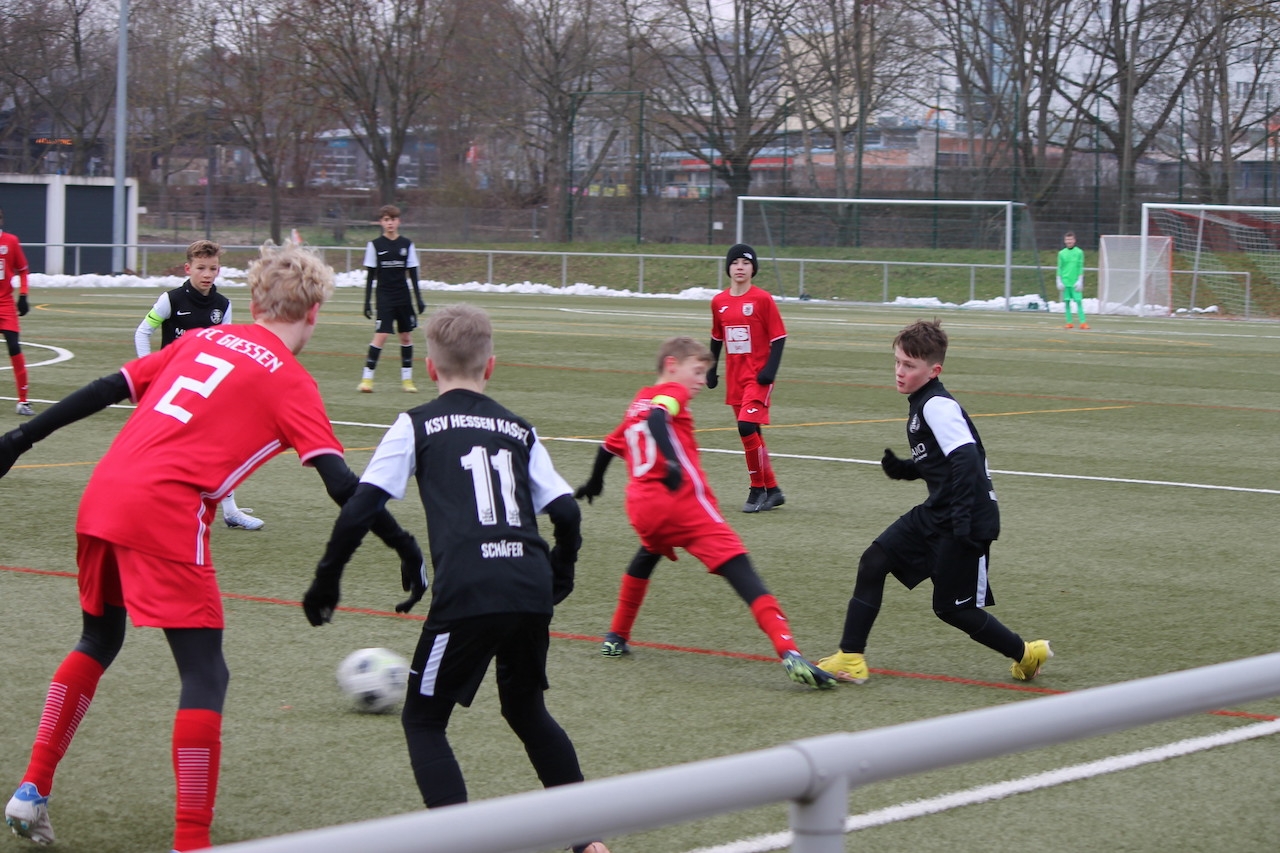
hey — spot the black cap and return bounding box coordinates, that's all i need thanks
[725,243,758,276]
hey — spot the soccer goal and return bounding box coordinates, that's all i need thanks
[1140,203,1280,319]
[734,196,1048,308]
[1097,235,1174,316]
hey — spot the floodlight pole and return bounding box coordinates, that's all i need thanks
[111,0,128,273]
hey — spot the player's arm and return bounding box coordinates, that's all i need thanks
[545,493,581,604]
[757,336,785,385]
[923,397,983,543]
[134,293,170,357]
[14,242,29,316]
[408,245,425,312]
[0,373,131,477]
[706,338,723,388]
[645,398,683,491]
[362,241,377,319]
[880,447,920,480]
[309,452,427,617]
[303,479,393,626]
[574,445,615,503]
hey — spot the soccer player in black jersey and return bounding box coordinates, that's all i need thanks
[358,205,426,393]
[818,319,1052,685]
[134,240,264,530]
[305,303,610,853]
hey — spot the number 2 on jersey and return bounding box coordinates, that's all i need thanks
[460,445,522,527]
[153,352,234,424]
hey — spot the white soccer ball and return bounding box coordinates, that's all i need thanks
[336,647,410,714]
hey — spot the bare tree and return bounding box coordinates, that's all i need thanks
[0,0,118,175]
[780,0,932,199]
[1168,0,1280,203]
[635,0,792,201]
[1053,0,1233,231]
[489,0,608,241]
[211,0,327,242]
[289,0,451,204]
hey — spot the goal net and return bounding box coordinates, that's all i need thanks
[1097,235,1173,316]
[1141,203,1280,319]
[734,196,1048,308]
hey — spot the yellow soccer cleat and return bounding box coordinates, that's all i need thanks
[402,378,418,393]
[817,651,869,684]
[358,378,374,393]
[1011,639,1053,681]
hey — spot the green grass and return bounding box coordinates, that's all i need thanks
[2,289,1279,852]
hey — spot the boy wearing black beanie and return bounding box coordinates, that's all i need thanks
[708,244,787,512]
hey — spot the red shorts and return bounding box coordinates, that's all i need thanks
[77,534,224,629]
[626,484,747,570]
[727,381,772,425]
[0,300,18,334]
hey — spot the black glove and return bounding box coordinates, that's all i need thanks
[574,478,604,504]
[394,533,429,614]
[302,571,340,626]
[417,300,426,313]
[756,368,775,386]
[880,447,916,480]
[662,459,683,492]
[705,368,718,389]
[363,303,372,320]
[16,294,28,316]
[550,545,575,605]
[0,427,32,478]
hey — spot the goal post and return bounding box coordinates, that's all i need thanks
[1140,203,1280,319]
[1098,235,1173,316]
[734,196,1047,308]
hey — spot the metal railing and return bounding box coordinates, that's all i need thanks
[209,652,1280,853]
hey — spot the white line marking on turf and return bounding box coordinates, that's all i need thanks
[542,438,1280,496]
[0,342,75,370]
[679,719,1280,853]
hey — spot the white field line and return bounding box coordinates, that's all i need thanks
[680,719,1280,853]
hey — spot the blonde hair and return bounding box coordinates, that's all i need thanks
[247,244,334,322]
[186,239,221,262]
[657,336,713,373]
[427,303,492,379]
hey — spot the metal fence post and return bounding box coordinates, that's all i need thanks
[788,774,848,853]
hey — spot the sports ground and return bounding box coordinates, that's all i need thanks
[2,285,1277,852]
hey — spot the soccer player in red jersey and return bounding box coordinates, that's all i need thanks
[708,243,787,513]
[0,208,34,415]
[575,336,833,689]
[0,245,424,851]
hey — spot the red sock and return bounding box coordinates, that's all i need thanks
[758,436,777,489]
[749,594,799,658]
[24,650,105,795]
[741,432,766,488]
[608,574,650,639]
[11,351,27,402]
[171,708,222,852]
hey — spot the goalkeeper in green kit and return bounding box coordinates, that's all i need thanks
[1057,231,1088,329]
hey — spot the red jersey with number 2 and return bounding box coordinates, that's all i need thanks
[710,284,786,406]
[77,324,343,565]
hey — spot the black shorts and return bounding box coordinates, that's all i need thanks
[874,505,996,612]
[406,612,552,708]
[375,304,419,335]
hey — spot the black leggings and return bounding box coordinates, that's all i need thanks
[73,604,229,712]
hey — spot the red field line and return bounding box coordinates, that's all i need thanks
[5,564,1275,722]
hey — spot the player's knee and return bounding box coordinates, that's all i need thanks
[625,548,660,580]
[855,543,891,584]
[3,331,20,357]
[737,421,759,438]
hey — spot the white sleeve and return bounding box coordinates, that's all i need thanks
[358,413,417,500]
[362,241,377,268]
[406,244,420,269]
[922,396,976,456]
[223,302,233,324]
[134,293,170,357]
[528,429,572,513]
